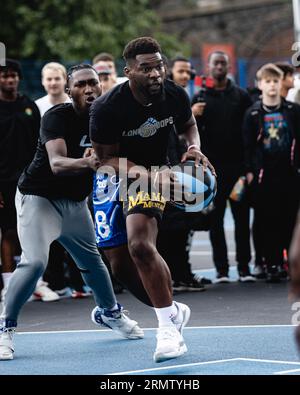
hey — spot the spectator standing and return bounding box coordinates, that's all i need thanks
[243,63,300,282]
[35,62,71,116]
[192,51,255,283]
[35,62,88,299]
[0,60,42,301]
[275,62,295,100]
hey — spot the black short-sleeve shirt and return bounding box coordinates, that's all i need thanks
[89,79,192,168]
[18,103,93,201]
[0,95,40,188]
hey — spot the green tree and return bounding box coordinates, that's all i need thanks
[0,0,190,61]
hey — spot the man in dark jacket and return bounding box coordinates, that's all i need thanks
[192,51,254,282]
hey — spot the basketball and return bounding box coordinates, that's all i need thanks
[170,160,217,212]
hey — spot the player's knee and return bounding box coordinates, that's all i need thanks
[128,239,156,263]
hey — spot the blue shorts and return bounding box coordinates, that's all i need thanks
[92,173,127,249]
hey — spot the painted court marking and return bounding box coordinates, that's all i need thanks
[9,325,299,375]
[109,357,300,376]
[275,368,300,375]
[17,323,296,335]
[109,358,241,375]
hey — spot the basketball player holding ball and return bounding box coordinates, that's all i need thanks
[90,36,215,362]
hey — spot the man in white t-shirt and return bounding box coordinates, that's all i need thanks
[35,62,71,116]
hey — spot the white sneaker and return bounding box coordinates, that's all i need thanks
[0,328,15,360]
[32,280,60,302]
[172,301,191,335]
[91,303,144,340]
[153,326,187,363]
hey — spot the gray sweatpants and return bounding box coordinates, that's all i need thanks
[3,189,116,323]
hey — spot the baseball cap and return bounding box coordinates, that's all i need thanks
[93,63,111,75]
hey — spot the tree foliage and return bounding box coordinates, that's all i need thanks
[1,0,190,61]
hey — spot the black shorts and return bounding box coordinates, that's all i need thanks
[0,184,17,231]
[122,189,167,224]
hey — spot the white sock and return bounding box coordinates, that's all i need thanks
[154,303,177,328]
[2,272,13,289]
[36,277,45,287]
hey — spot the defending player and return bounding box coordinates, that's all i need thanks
[0,64,143,361]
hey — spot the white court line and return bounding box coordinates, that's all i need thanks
[184,324,296,329]
[274,368,300,375]
[237,357,300,366]
[18,329,112,335]
[109,358,241,375]
[17,324,296,335]
[237,358,300,375]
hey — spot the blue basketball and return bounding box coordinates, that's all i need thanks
[171,160,217,212]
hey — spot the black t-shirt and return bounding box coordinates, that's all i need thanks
[90,79,192,169]
[18,104,93,201]
[261,105,292,172]
[0,95,40,188]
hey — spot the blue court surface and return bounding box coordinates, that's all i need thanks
[1,325,300,375]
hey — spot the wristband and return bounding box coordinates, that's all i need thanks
[187,144,201,152]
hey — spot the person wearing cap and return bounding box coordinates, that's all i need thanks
[92,52,128,90]
[93,61,115,94]
[0,59,40,302]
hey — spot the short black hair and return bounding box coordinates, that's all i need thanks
[208,51,229,63]
[0,58,22,79]
[123,37,162,63]
[66,64,96,85]
[274,62,294,78]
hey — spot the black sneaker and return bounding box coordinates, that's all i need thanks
[253,264,267,279]
[193,274,212,285]
[266,266,281,283]
[173,277,206,292]
[238,268,256,283]
[215,271,230,284]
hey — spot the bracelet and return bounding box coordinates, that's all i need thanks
[187,144,201,152]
